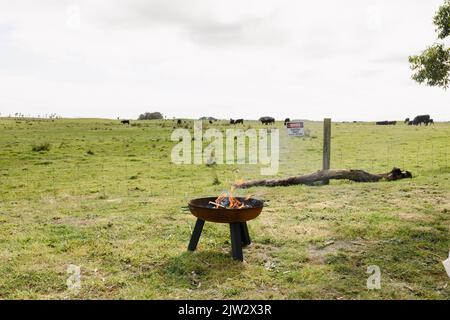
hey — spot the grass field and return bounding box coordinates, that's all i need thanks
[0,118,449,299]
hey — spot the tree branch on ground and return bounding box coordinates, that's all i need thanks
[234,168,413,189]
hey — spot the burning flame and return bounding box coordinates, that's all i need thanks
[213,184,246,209]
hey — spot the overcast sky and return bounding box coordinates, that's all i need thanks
[0,0,448,121]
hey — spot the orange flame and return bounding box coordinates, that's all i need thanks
[214,183,246,209]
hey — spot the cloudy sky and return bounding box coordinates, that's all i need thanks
[0,0,448,121]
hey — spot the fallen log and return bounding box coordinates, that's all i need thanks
[234,167,412,189]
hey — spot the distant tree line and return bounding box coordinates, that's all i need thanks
[138,112,163,120]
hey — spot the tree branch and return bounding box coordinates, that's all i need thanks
[234,168,412,189]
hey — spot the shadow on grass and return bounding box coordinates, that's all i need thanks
[158,250,245,290]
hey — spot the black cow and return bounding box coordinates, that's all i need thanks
[408,121,413,126]
[260,116,275,125]
[429,119,434,125]
[284,118,290,126]
[230,119,235,124]
[376,121,396,125]
[412,114,430,126]
[404,118,410,124]
[121,120,130,125]
[177,119,182,126]
[234,119,244,124]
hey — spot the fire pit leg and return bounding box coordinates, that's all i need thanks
[230,223,243,261]
[188,219,205,252]
[240,222,252,247]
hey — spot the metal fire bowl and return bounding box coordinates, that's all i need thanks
[188,197,264,223]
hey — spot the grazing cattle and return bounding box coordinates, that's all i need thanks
[429,119,434,125]
[259,116,275,125]
[200,116,217,122]
[177,119,182,126]
[408,121,413,125]
[404,118,410,124]
[412,114,431,126]
[121,120,130,125]
[209,120,213,124]
[376,121,396,125]
[234,119,244,124]
[230,119,235,124]
[284,118,291,126]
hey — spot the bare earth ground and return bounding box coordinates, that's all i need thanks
[0,118,449,299]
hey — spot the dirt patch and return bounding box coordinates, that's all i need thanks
[53,216,110,228]
[308,240,365,264]
[106,198,123,203]
[394,211,433,222]
[242,243,280,265]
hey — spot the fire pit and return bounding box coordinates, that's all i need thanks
[187,196,264,261]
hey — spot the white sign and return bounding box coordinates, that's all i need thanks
[287,120,304,137]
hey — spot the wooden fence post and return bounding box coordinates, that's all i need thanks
[322,118,331,184]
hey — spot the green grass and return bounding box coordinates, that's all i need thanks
[0,118,449,299]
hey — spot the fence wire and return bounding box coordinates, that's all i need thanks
[0,124,448,207]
